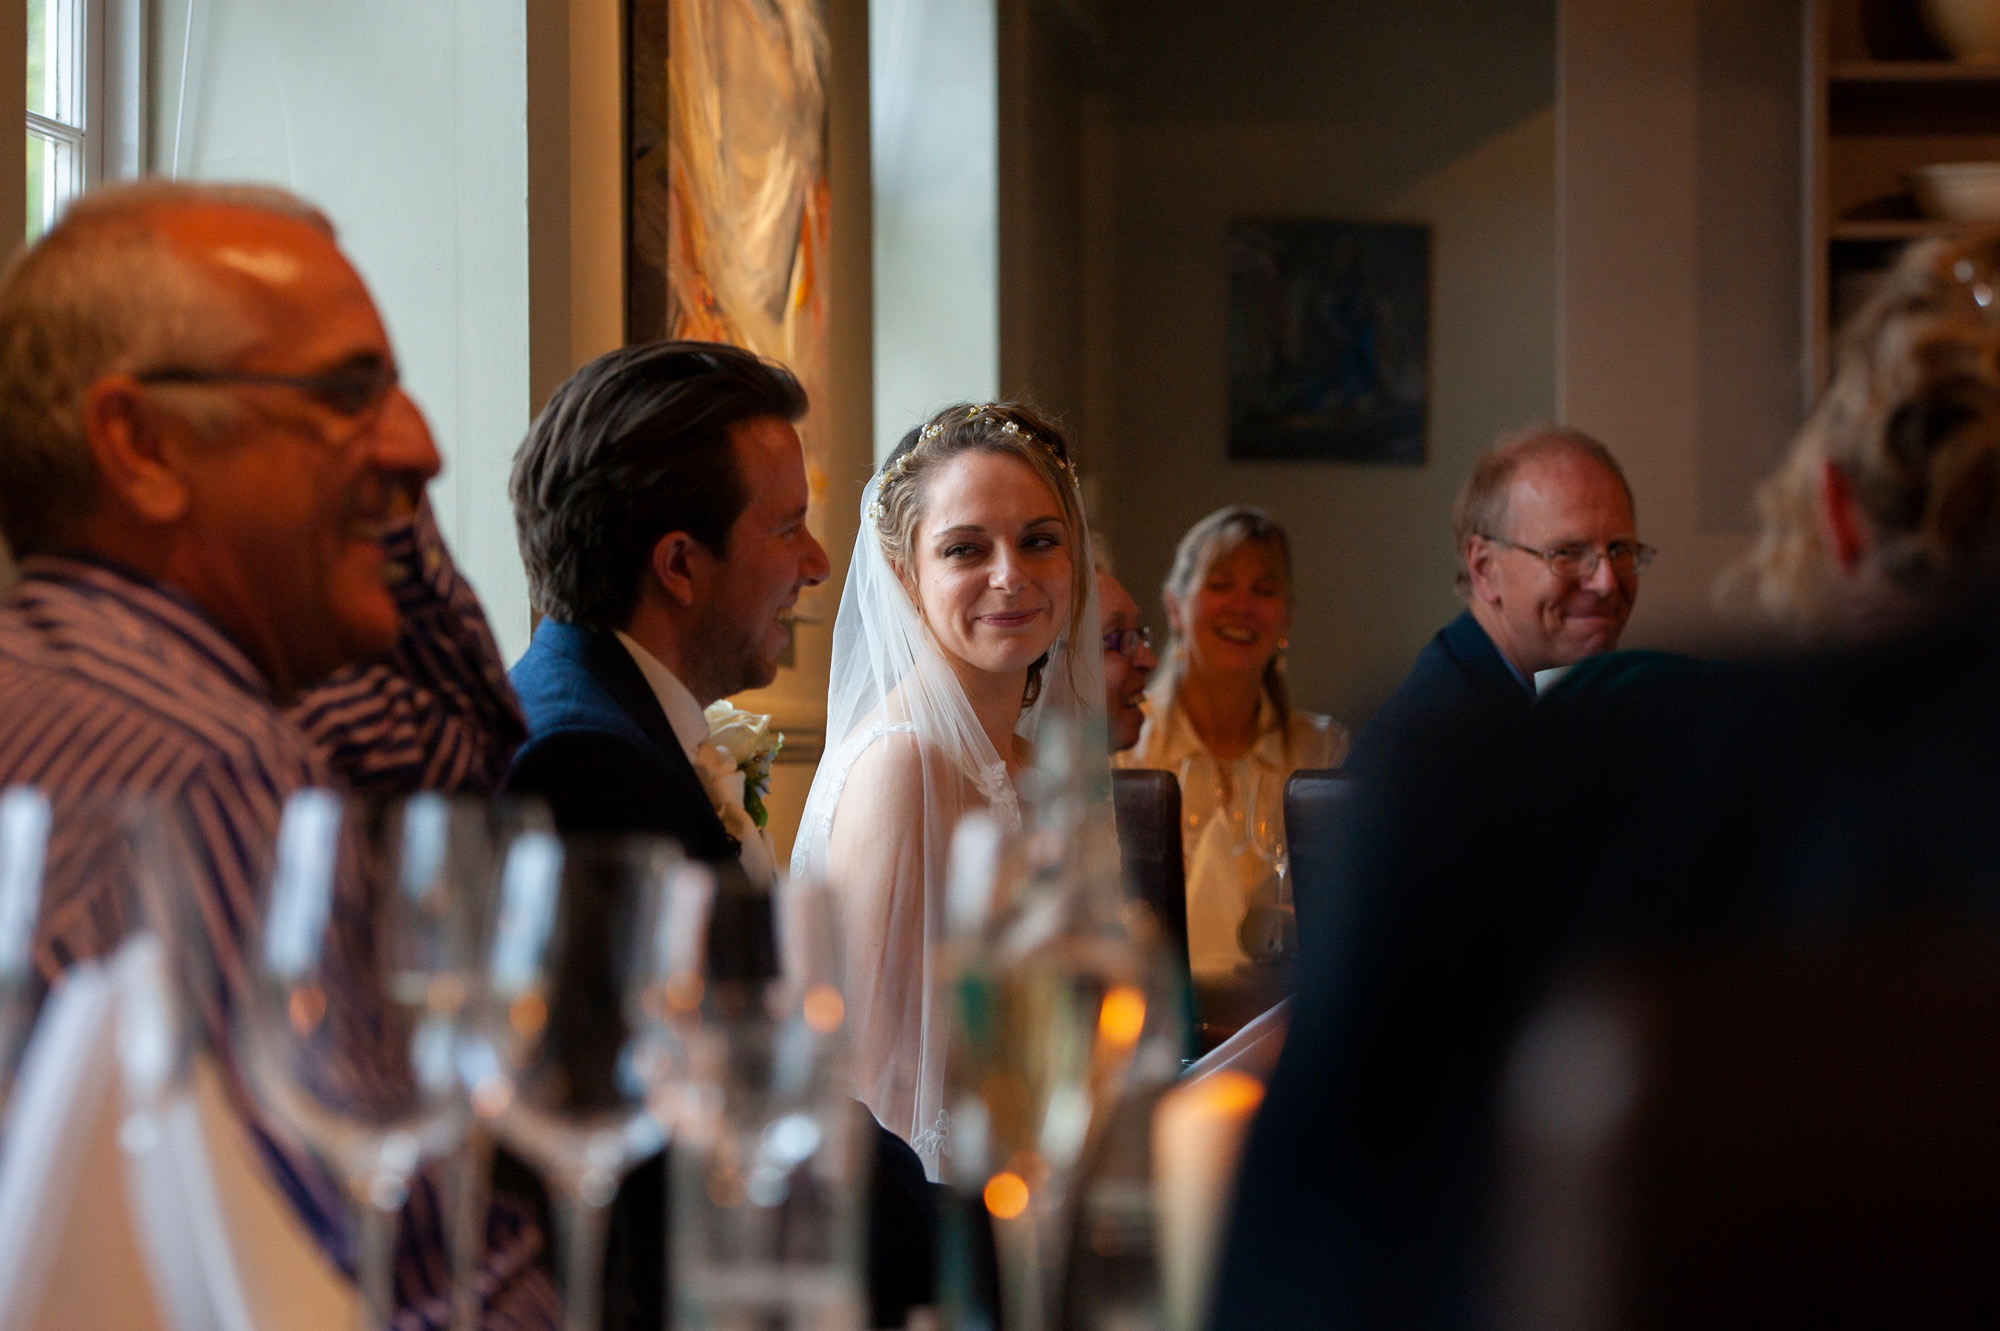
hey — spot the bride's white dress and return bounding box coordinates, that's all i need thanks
[795,717,1021,1165]
[790,473,1103,1178]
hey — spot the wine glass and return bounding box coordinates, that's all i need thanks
[461,832,713,1331]
[1175,756,1220,853]
[941,775,1162,1331]
[670,876,868,1331]
[1237,768,1293,964]
[237,790,491,1330]
[0,788,52,1123]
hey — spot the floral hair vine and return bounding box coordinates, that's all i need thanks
[866,406,1080,523]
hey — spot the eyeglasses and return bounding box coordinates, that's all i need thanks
[1481,534,1657,580]
[135,360,400,422]
[1102,626,1152,659]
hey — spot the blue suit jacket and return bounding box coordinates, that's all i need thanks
[503,617,937,1329]
[1345,608,1532,773]
[507,618,742,864]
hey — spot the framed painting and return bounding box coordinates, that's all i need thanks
[627,0,833,757]
[1227,219,1430,464]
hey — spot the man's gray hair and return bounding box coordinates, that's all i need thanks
[0,179,334,557]
[1451,423,1634,595]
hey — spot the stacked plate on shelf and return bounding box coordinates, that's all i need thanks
[1911,162,2000,221]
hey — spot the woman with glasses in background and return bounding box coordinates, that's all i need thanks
[1117,506,1346,1031]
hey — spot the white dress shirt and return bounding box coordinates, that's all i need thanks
[614,632,778,888]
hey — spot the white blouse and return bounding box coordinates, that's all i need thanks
[1115,688,1347,980]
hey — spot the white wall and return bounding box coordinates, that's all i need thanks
[1558,0,1805,655]
[870,0,999,460]
[152,0,536,661]
[1094,110,1558,727]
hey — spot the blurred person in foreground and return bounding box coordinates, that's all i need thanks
[1115,507,1345,1006]
[1344,425,1649,772]
[1211,235,2000,1327]
[0,181,548,1325]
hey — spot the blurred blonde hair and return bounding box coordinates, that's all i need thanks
[1155,505,1296,746]
[1733,235,2000,632]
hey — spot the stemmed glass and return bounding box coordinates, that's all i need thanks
[237,790,492,1330]
[1237,768,1294,966]
[462,832,714,1331]
[0,788,51,1124]
[670,876,868,1331]
[942,728,1164,1331]
[1175,755,1220,852]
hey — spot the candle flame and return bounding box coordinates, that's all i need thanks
[1197,1068,1266,1116]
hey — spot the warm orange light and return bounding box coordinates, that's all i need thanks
[509,992,549,1038]
[288,984,327,1036]
[803,983,845,1033]
[984,1170,1031,1219]
[1097,984,1147,1049]
[1196,1068,1266,1117]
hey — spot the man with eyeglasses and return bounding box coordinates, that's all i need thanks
[0,182,552,1324]
[1098,565,1159,753]
[1347,425,1649,772]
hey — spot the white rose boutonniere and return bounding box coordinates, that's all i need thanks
[701,701,783,829]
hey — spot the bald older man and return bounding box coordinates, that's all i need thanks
[0,182,549,1325]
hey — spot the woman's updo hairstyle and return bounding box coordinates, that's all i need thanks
[869,401,1093,707]
[1741,235,2000,630]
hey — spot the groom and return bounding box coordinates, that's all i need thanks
[508,341,825,886]
[506,341,933,1329]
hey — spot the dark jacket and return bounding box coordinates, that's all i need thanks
[505,618,937,1329]
[1344,608,1531,774]
[1213,607,2000,1327]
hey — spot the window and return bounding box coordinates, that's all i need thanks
[26,0,143,243]
[27,0,92,242]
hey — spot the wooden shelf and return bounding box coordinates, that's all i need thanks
[1808,3,2000,392]
[1831,60,2000,83]
[1830,217,2000,240]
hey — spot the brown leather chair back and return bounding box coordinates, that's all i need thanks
[1282,768,1356,950]
[1112,768,1188,974]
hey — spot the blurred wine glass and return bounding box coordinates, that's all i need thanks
[1175,756,1219,850]
[237,790,491,1330]
[671,877,868,1331]
[462,832,713,1331]
[942,729,1162,1331]
[0,788,52,1123]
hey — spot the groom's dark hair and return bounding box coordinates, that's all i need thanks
[511,339,808,627]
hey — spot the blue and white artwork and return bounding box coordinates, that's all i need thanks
[1228,219,1430,464]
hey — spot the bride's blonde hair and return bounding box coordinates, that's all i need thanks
[871,401,1092,708]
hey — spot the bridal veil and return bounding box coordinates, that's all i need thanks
[790,405,1108,1176]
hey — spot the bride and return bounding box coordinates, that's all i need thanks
[791,402,1105,1173]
